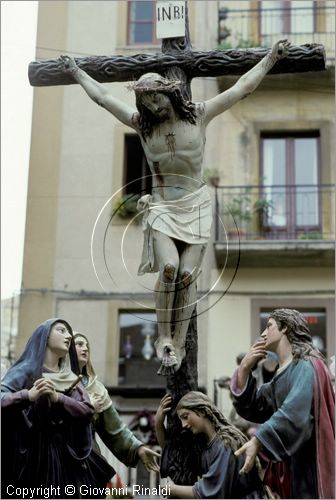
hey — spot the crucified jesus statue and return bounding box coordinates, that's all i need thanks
[60,39,289,373]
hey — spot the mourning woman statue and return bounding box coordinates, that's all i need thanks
[1,319,114,499]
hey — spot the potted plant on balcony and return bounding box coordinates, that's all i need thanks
[223,190,252,238]
[253,197,274,234]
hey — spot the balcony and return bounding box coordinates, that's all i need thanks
[218,3,335,63]
[213,184,335,268]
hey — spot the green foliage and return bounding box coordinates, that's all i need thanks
[217,41,234,50]
[113,193,140,218]
[253,197,274,218]
[224,189,252,222]
[224,189,274,224]
[298,231,323,240]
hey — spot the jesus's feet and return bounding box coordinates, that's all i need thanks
[157,344,177,375]
[156,343,186,375]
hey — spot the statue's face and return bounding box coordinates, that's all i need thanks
[74,335,89,369]
[177,408,207,435]
[260,317,285,351]
[141,92,172,121]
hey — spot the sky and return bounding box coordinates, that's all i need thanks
[1,1,38,299]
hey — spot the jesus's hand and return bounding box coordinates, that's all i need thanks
[272,39,291,60]
[59,55,79,75]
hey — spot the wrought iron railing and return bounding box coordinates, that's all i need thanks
[218,4,335,62]
[214,184,335,242]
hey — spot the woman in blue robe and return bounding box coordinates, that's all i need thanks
[156,391,264,498]
[1,318,114,499]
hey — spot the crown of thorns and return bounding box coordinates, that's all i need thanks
[127,77,182,93]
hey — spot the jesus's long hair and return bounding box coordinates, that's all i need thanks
[132,73,197,139]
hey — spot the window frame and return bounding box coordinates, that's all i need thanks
[259,0,317,39]
[127,0,159,46]
[260,131,321,237]
[123,133,152,196]
[118,309,164,388]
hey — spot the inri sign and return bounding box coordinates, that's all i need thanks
[156,1,185,39]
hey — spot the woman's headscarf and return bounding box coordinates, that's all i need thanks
[73,333,111,413]
[177,391,248,452]
[1,318,80,393]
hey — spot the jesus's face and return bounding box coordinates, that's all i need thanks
[141,92,172,121]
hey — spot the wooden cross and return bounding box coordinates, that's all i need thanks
[29,35,325,90]
[28,1,326,485]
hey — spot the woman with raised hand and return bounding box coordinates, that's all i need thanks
[74,332,160,473]
[1,319,114,499]
[156,391,264,499]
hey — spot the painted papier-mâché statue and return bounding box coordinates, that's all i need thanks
[60,39,289,373]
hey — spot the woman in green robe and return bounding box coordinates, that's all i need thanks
[74,333,160,472]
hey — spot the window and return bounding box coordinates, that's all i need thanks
[128,1,158,45]
[260,0,284,38]
[118,311,164,387]
[260,0,315,44]
[290,0,314,34]
[260,308,327,356]
[124,134,152,196]
[261,132,320,238]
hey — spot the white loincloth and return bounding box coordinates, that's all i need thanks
[137,184,212,275]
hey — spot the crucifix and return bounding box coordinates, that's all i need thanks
[29,1,325,485]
